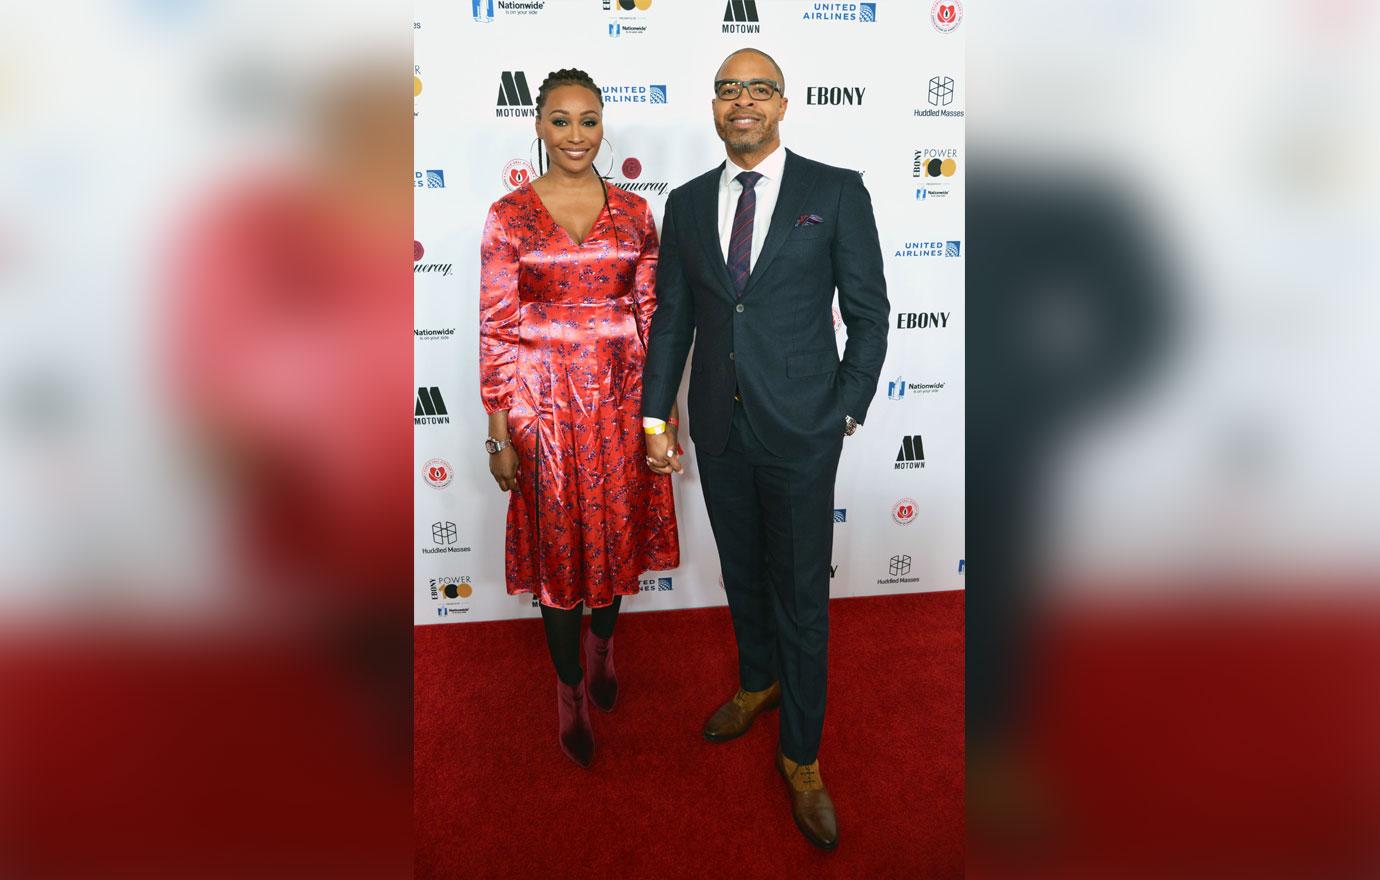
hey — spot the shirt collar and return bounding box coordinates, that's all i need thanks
[723,144,786,188]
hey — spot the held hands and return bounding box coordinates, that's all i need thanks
[644,426,683,475]
[490,445,520,492]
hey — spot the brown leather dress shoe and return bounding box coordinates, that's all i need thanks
[702,682,781,742]
[777,750,838,850]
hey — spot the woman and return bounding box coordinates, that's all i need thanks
[479,68,680,768]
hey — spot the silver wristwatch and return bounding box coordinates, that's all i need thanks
[843,415,859,436]
[484,437,512,454]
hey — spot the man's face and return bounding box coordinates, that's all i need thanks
[712,52,788,155]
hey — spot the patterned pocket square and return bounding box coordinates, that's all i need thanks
[795,213,824,227]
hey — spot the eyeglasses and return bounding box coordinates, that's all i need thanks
[714,79,781,101]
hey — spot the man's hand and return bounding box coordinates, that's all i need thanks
[645,430,683,475]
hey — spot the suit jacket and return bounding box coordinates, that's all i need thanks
[642,149,890,457]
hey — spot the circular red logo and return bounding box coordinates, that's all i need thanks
[892,498,918,525]
[621,157,642,180]
[414,240,424,261]
[424,458,453,489]
[931,1,962,32]
[503,159,534,191]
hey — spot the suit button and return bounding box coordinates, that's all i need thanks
[735,303,745,313]
[729,352,735,360]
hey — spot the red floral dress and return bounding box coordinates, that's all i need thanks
[479,183,679,609]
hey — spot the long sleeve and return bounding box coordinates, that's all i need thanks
[642,190,695,421]
[831,171,890,424]
[631,201,660,346]
[479,206,521,414]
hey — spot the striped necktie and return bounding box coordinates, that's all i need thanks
[727,170,763,296]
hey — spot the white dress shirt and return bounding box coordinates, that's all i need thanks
[717,144,787,268]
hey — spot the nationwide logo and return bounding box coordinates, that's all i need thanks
[892,498,918,525]
[424,458,453,489]
[958,558,965,574]
[914,148,959,179]
[879,553,920,585]
[474,0,547,19]
[887,376,946,399]
[833,508,847,523]
[414,328,455,342]
[801,2,876,22]
[931,0,961,32]
[895,434,925,470]
[414,242,454,277]
[893,241,961,258]
[502,158,535,191]
[916,187,951,201]
[806,85,865,106]
[415,169,446,188]
[723,0,761,33]
[601,84,667,104]
[425,521,472,555]
[496,71,536,118]
[895,311,952,330]
[608,156,668,197]
[605,0,652,37]
[639,575,674,591]
[430,575,474,601]
[416,387,450,425]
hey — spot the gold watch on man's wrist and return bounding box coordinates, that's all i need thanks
[843,415,859,436]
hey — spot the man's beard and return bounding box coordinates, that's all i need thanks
[720,119,775,154]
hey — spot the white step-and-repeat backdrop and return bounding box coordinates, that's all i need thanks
[415,0,964,624]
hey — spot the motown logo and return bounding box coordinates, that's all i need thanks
[415,387,450,425]
[424,458,453,489]
[723,0,761,33]
[496,71,537,118]
[892,498,918,525]
[895,435,925,470]
[931,0,961,32]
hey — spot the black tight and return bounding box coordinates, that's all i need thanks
[540,596,621,686]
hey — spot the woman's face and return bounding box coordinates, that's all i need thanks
[535,84,604,177]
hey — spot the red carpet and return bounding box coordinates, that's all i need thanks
[414,590,965,879]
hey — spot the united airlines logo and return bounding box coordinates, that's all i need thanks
[415,170,446,188]
[496,71,536,118]
[415,386,450,425]
[801,2,876,23]
[723,0,761,32]
[650,84,667,103]
[600,84,668,105]
[945,240,961,257]
[639,575,674,591]
[832,508,847,523]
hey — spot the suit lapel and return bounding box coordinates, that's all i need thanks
[743,149,815,298]
[689,164,737,301]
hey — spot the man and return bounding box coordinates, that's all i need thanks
[641,48,889,850]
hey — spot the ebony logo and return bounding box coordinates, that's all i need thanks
[894,311,951,330]
[806,86,865,106]
[496,71,536,118]
[723,0,761,32]
[415,386,450,425]
[913,149,959,178]
[895,434,925,470]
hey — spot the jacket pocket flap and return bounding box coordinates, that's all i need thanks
[786,348,840,378]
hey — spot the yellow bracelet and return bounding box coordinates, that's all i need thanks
[644,423,667,435]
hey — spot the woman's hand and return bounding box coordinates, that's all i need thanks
[490,445,520,491]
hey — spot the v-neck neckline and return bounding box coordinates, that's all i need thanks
[528,183,609,249]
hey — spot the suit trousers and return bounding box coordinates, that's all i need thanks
[696,400,843,765]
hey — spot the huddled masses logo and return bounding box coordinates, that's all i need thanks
[929,76,953,106]
[496,71,536,117]
[723,0,761,32]
[895,310,952,330]
[426,521,472,555]
[833,508,847,523]
[806,86,865,106]
[424,458,453,489]
[890,554,912,577]
[895,434,925,470]
[801,2,876,23]
[931,0,961,32]
[416,170,446,188]
[892,498,918,525]
[415,387,450,425]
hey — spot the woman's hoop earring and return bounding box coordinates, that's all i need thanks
[597,137,615,180]
[528,137,546,177]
